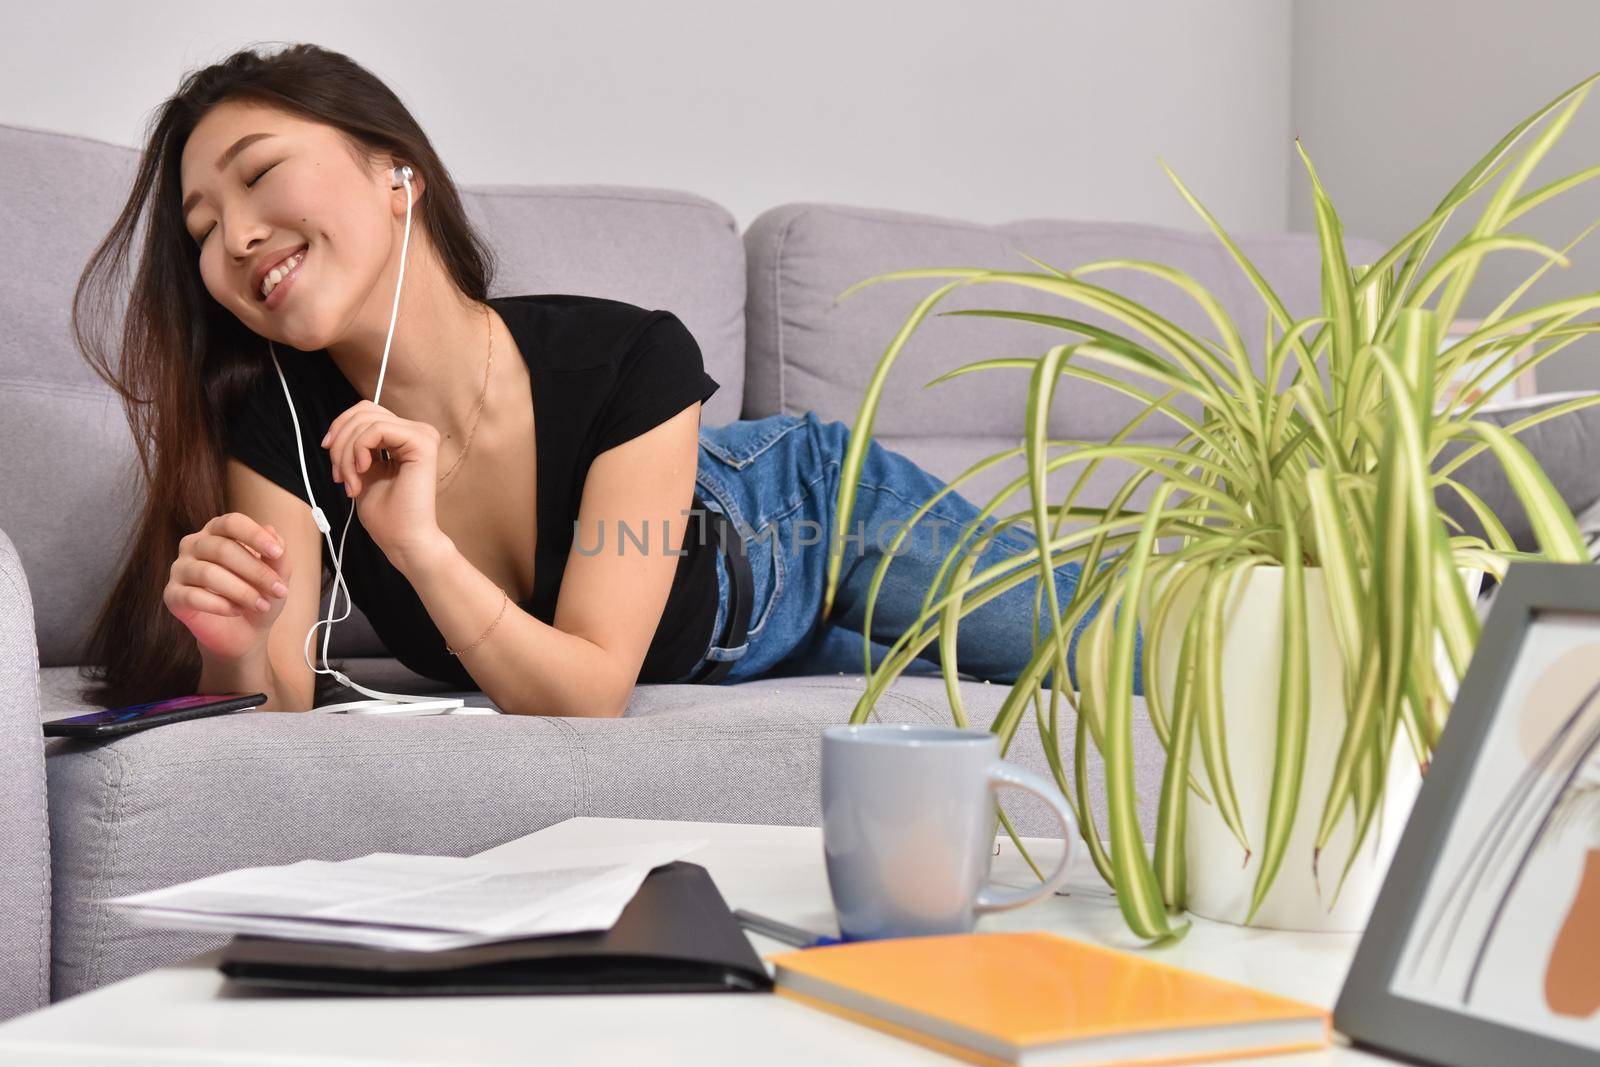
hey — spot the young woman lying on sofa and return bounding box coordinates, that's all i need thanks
[72,42,1122,717]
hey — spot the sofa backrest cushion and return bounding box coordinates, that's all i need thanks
[741,202,1387,526]
[743,203,1388,439]
[0,121,745,667]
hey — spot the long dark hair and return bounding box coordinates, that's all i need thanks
[72,42,499,708]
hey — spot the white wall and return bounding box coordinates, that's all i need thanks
[3,0,1292,234]
[1291,0,1600,392]
[15,3,1593,383]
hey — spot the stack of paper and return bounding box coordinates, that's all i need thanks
[103,839,706,952]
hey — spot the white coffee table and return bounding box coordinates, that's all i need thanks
[0,817,1402,1066]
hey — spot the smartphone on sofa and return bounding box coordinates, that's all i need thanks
[43,693,268,738]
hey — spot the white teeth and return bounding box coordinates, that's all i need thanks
[260,250,306,298]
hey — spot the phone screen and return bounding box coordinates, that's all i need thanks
[54,694,257,727]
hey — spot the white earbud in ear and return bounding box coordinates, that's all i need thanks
[391,164,413,190]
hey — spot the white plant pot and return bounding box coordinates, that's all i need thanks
[1152,565,1480,933]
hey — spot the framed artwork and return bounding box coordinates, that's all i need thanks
[1335,562,1600,1066]
[1436,317,1538,410]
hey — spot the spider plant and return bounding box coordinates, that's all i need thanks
[822,70,1600,946]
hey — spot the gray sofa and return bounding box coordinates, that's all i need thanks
[4,119,1592,1018]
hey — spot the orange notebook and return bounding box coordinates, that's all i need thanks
[768,931,1330,1067]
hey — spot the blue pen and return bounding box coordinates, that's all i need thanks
[734,908,846,948]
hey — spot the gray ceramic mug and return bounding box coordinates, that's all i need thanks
[820,723,1079,941]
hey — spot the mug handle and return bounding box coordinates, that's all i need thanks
[973,760,1079,914]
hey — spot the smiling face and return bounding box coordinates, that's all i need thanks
[178,99,424,349]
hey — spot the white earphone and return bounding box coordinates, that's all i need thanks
[265,161,469,715]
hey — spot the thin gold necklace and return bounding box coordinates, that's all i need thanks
[436,303,493,488]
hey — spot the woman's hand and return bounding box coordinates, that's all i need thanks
[165,513,291,662]
[321,400,446,572]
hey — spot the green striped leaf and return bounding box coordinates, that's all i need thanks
[1195,561,1256,856]
[1459,421,1587,561]
[1246,485,1311,924]
[1154,611,1204,911]
[1103,483,1190,941]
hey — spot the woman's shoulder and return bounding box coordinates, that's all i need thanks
[224,349,336,427]
[491,291,651,322]
[221,347,350,471]
[490,293,685,373]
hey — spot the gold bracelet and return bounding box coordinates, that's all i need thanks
[446,590,510,657]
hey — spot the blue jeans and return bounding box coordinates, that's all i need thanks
[671,411,1142,690]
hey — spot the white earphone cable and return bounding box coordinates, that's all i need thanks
[264,164,462,711]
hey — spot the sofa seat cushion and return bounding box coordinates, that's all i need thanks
[38,661,1161,1000]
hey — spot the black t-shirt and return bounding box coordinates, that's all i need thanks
[223,293,722,690]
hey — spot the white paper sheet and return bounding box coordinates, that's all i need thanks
[102,839,707,950]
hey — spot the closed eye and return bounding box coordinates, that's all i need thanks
[194,161,280,246]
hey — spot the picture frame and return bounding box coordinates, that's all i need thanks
[1335,562,1600,1066]
[1435,317,1538,410]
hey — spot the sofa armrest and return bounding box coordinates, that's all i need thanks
[0,526,50,1017]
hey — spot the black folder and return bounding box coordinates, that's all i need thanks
[216,861,773,995]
